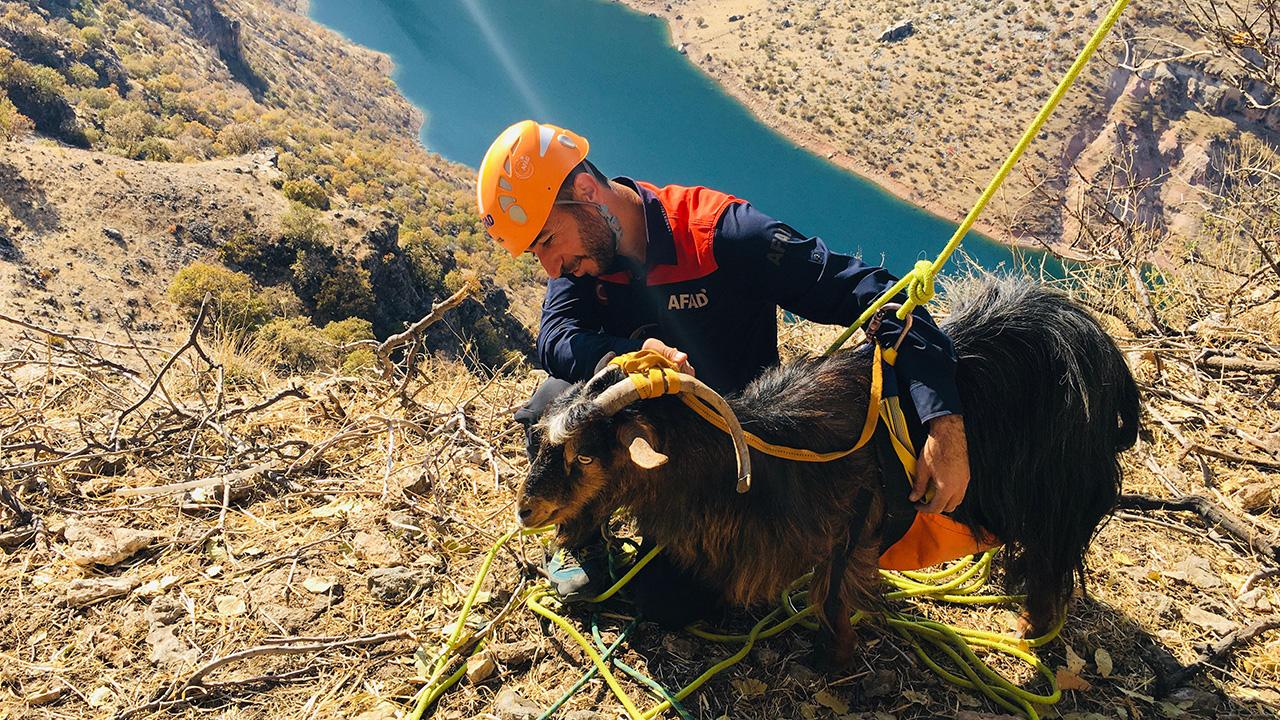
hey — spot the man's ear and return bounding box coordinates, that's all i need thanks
[618,419,667,469]
[574,169,600,202]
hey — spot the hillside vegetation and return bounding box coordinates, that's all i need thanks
[1,0,539,366]
[624,0,1279,261]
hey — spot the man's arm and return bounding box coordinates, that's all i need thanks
[537,276,643,381]
[713,202,969,512]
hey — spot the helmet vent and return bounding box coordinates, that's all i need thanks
[498,176,513,191]
[538,125,555,157]
[508,204,527,224]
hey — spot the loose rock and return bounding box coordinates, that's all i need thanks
[62,576,141,607]
[367,566,427,604]
[147,625,200,668]
[493,687,541,719]
[64,520,163,566]
[879,20,915,43]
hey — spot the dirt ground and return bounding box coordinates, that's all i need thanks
[1,290,1276,719]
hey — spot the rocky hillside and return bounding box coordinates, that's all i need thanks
[1,0,536,366]
[623,0,1278,260]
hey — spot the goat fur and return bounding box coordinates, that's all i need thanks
[518,278,1140,662]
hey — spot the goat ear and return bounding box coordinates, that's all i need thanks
[618,421,667,469]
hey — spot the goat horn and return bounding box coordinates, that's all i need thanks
[673,374,753,493]
[593,376,643,418]
[589,364,752,493]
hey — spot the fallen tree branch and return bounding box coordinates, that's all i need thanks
[1118,493,1280,563]
[116,630,414,719]
[180,630,414,691]
[110,296,215,442]
[1154,617,1280,697]
[375,278,478,381]
[1196,353,1280,375]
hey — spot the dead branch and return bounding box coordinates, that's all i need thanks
[1118,33,1216,73]
[375,278,478,381]
[1195,353,1280,375]
[1117,493,1280,563]
[114,630,414,718]
[1155,617,1280,697]
[180,630,414,692]
[110,295,215,442]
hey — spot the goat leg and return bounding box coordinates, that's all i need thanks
[809,548,861,669]
[812,488,883,669]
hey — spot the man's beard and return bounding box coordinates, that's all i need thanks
[565,203,618,274]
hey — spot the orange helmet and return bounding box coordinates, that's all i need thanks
[477,120,590,257]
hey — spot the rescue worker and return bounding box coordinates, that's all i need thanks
[477,120,970,602]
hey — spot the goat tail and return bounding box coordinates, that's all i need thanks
[941,277,1139,628]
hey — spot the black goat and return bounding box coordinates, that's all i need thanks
[517,278,1140,663]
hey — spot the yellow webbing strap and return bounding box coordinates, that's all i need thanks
[879,395,918,479]
[610,346,882,463]
[609,350,684,398]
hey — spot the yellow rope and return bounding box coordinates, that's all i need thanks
[826,0,1133,354]
[676,344,882,462]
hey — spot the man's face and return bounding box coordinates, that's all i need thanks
[529,202,616,278]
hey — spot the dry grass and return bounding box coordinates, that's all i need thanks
[2,262,1277,720]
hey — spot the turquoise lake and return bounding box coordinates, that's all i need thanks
[308,0,1029,271]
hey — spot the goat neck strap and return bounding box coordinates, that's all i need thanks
[608,350,683,399]
[679,345,883,463]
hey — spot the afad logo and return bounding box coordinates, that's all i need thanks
[482,214,495,228]
[513,154,534,180]
[667,289,709,310]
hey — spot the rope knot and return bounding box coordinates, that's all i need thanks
[906,259,938,308]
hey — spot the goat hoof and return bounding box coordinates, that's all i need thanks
[809,645,855,673]
[1016,610,1056,639]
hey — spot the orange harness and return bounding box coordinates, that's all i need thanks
[874,393,1001,570]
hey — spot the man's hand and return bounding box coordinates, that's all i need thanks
[911,414,970,514]
[641,338,695,375]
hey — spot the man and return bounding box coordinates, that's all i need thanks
[477,120,969,602]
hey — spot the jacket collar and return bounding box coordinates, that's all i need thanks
[614,176,676,271]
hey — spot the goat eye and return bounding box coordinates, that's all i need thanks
[576,455,594,465]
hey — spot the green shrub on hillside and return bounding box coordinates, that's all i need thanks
[167,262,272,330]
[282,178,330,210]
[0,96,33,140]
[340,347,377,374]
[321,317,374,346]
[132,135,171,161]
[214,122,264,155]
[312,262,376,324]
[254,316,330,371]
[280,202,328,247]
[219,230,293,279]
[254,315,375,371]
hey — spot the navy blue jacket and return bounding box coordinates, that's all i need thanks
[536,178,962,423]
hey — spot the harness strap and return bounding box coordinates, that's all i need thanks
[674,345,882,462]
